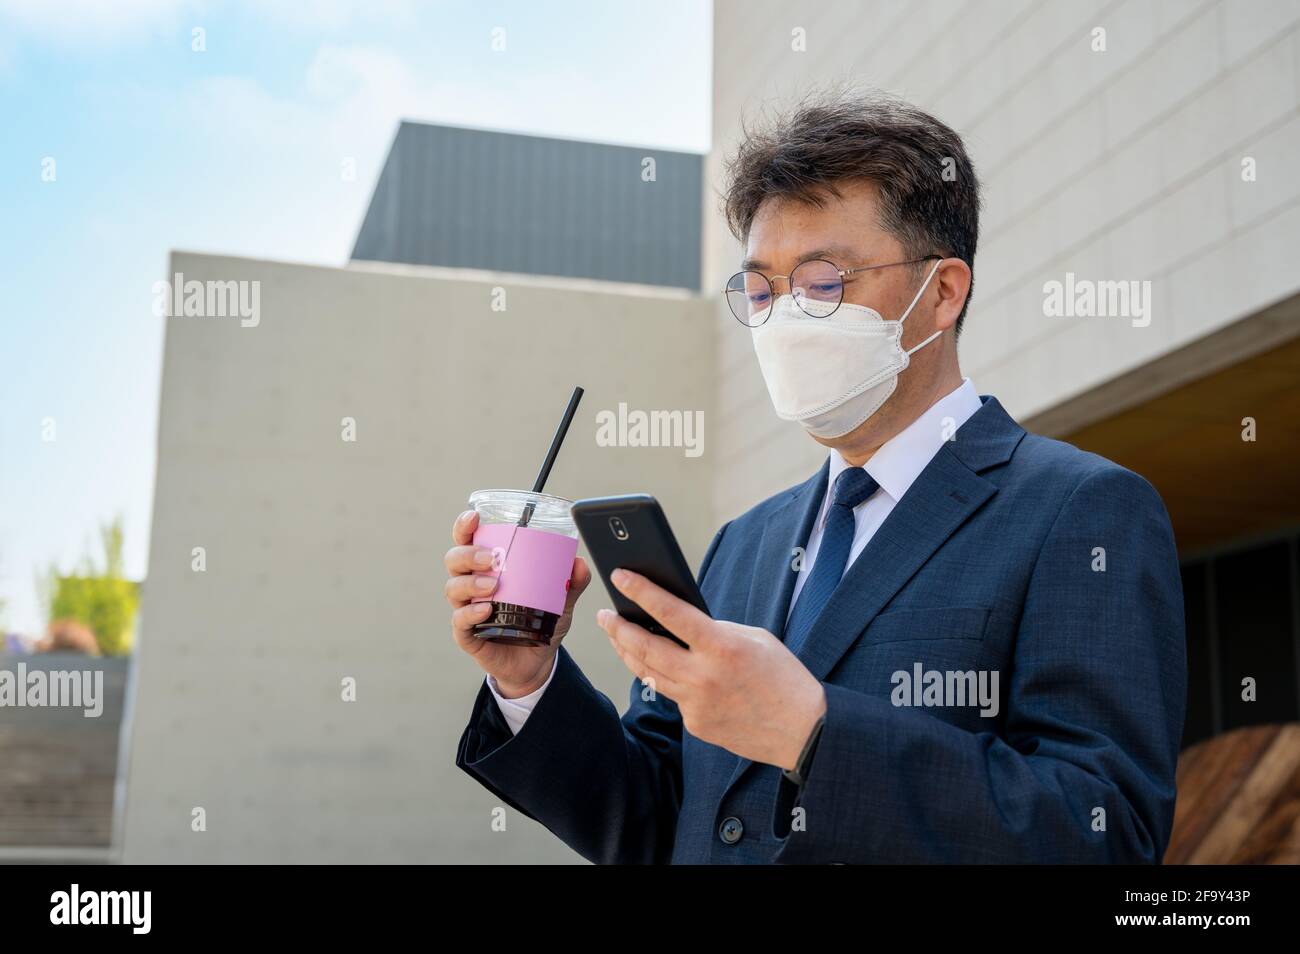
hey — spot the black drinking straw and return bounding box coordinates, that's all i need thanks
[518,385,584,528]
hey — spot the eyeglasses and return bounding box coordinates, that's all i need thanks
[724,256,943,326]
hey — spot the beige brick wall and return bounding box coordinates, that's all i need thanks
[707,0,1300,520]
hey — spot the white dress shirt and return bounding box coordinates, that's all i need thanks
[485,378,983,735]
[786,377,982,623]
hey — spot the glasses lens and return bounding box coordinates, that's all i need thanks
[790,260,842,317]
[725,271,773,326]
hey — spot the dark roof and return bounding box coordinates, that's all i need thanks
[351,121,703,290]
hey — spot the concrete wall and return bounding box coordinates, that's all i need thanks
[707,0,1300,516]
[122,252,714,863]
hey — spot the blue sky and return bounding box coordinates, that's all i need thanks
[0,0,712,635]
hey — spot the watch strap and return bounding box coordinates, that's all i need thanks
[782,713,826,787]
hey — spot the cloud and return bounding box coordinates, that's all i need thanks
[298,42,685,151]
[68,30,702,264]
[0,0,419,47]
[249,0,417,33]
[0,0,191,45]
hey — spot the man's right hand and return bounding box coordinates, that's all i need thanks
[444,509,592,698]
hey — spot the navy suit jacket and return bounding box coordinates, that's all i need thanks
[456,396,1187,863]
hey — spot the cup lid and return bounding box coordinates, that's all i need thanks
[468,489,574,507]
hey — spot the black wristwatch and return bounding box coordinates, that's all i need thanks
[782,714,826,788]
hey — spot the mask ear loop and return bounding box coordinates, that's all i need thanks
[899,258,945,356]
[906,327,943,356]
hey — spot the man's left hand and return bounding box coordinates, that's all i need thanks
[596,568,827,771]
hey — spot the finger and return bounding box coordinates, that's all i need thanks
[444,572,499,608]
[451,600,494,647]
[560,557,592,614]
[609,568,711,647]
[444,543,498,575]
[596,606,691,683]
[452,509,479,546]
[601,615,687,699]
[603,616,691,696]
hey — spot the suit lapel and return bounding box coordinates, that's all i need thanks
[718,396,1026,799]
[743,456,829,640]
[793,449,994,681]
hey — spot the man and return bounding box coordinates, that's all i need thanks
[445,91,1187,864]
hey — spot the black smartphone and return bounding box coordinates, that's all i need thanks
[571,494,709,648]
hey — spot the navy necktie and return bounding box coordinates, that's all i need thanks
[782,467,879,655]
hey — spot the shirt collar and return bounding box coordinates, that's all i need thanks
[827,377,983,505]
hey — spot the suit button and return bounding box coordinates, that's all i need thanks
[718,816,744,845]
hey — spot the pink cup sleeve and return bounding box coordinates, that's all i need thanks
[471,523,579,616]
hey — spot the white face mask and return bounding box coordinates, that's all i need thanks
[751,258,943,439]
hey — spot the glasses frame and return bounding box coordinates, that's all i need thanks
[724,254,944,326]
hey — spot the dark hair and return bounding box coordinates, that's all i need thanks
[722,87,981,335]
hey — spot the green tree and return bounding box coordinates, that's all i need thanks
[44,517,140,656]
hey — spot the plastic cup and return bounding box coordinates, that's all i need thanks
[468,489,579,646]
